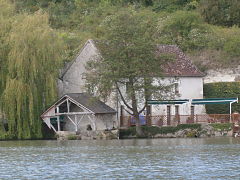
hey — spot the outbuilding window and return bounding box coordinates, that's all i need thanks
[86,124,92,131]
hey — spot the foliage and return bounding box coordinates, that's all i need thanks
[176,123,201,130]
[0,1,64,139]
[209,123,232,131]
[11,0,240,68]
[0,0,16,137]
[186,130,198,137]
[157,11,211,51]
[0,0,14,95]
[222,30,240,57]
[67,134,78,140]
[147,124,201,135]
[188,25,240,69]
[119,127,136,137]
[85,10,174,135]
[199,0,240,27]
[153,0,198,12]
[204,82,240,114]
[119,124,201,138]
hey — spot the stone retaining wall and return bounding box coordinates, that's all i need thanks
[57,130,119,140]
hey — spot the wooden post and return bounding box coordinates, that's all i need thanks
[67,99,70,113]
[74,115,78,132]
[120,105,123,127]
[167,105,171,126]
[93,116,96,130]
[57,116,60,131]
[230,102,233,123]
[146,105,152,126]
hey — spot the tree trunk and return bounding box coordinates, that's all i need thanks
[129,78,143,137]
[0,112,6,133]
[134,112,143,137]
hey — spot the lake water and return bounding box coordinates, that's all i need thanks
[0,138,240,180]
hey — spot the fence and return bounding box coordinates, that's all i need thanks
[120,114,240,127]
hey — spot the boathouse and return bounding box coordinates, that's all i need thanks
[41,93,117,134]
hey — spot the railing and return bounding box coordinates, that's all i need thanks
[120,114,240,127]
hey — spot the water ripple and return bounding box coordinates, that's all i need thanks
[0,138,240,179]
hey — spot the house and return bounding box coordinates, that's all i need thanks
[44,39,206,131]
[149,45,205,113]
[41,93,117,134]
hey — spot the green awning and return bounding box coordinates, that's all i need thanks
[192,98,238,105]
[147,98,238,105]
[147,99,189,105]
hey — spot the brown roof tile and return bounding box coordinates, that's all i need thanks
[157,45,205,77]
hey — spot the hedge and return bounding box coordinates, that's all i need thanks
[204,82,240,114]
[119,124,201,138]
[209,123,232,131]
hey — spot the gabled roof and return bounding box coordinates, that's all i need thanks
[66,93,116,114]
[41,93,116,118]
[60,40,204,79]
[59,39,98,79]
[157,45,205,77]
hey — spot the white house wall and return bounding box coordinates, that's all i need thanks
[119,76,205,116]
[58,40,99,96]
[151,77,205,116]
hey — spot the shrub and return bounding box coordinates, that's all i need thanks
[176,124,201,130]
[186,130,197,137]
[210,123,232,131]
[119,124,202,138]
[119,127,136,137]
[67,134,78,140]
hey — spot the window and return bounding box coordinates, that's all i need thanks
[167,105,171,125]
[175,105,179,116]
[81,74,86,80]
[191,106,195,116]
[175,105,180,124]
[87,124,92,131]
[174,82,179,94]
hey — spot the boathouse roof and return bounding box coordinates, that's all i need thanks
[65,93,116,114]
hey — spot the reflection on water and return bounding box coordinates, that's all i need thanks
[0,138,240,180]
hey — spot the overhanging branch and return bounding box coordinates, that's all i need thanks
[115,82,133,111]
[123,107,133,116]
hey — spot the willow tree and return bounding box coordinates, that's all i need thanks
[86,10,172,136]
[2,11,64,139]
[0,0,16,136]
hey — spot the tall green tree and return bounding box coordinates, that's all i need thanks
[0,7,64,139]
[0,0,15,136]
[85,11,172,136]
